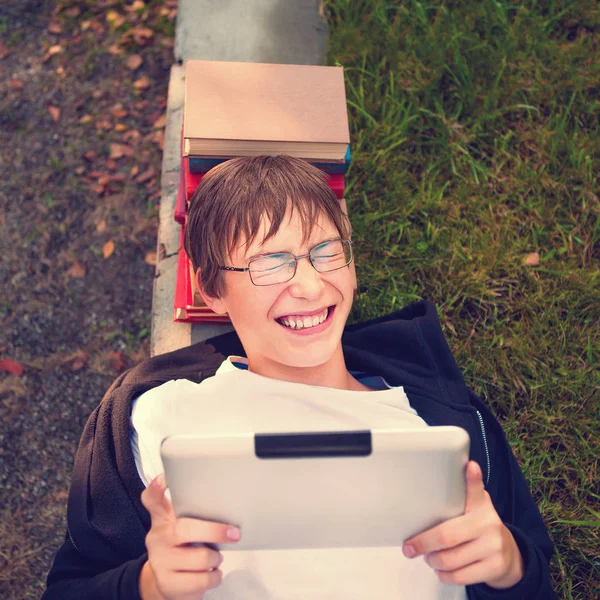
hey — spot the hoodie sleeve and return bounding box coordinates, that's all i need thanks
[467,394,557,600]
[42,386,152,600]
[42,535,146,600]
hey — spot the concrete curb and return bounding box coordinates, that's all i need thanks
[151,0,328,356]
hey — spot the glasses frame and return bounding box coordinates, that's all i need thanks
[219,238,353,287]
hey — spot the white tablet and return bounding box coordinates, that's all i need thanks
[161,426,469,551]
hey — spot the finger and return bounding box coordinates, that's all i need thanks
[425,535,495,572]
[434,557,500,587]
[403,513,478,558]
[163,546,224,572]
[174,517,241,546]
[157,568,223,597]
[465,460,486,512]
[141,474,174,524]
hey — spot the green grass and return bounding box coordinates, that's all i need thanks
[324,1,600,597]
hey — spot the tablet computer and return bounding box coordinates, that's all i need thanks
[161,426,469,551]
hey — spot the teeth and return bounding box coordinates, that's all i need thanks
[280,308,328,330]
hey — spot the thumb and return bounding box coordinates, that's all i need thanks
[464,460,486,512]
[141,473,175,524]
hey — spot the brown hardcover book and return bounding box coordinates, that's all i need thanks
[183,60,350,160]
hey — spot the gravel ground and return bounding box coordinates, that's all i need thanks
[0,1,175,597]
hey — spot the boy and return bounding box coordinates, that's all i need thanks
[43,156,555,599]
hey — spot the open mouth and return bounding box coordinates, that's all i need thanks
[276,306,334,331]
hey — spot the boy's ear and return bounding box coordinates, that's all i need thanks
[195,269,228,315]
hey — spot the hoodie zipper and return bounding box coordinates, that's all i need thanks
[67,525,80,552]
[476,410,491,486]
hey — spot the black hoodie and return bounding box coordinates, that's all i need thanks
[43,301,556,599]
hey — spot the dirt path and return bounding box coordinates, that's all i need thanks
[0,2,176,596]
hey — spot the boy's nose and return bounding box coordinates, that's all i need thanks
[288,257,324,300]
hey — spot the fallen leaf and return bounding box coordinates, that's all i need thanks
[123,129,141,143]
[126,54,143,70]
[95,119,112,131]
[145,251,157,265]
[64,6,81,17]
[103,239,115,258]
[110,106,128,118]
[109,143,134,159]
[56,66,65,76]
[133,75,151,90]
[135,167,155,184]
[48,22,63,34]
[105,158,118,171]
[67,261,86,278]
[107,44,122,55]
[9,79,24,91]
[522,252,540,266]
[153,113,167,129]
[0,359,24,376]
[83,150,97,161]
[106,9,125,28]
[96,220,107,233]
[120,26,154,46]
[0,42,12,61]
[79,114,93,124]
[110,351,125,372]
[48,105,60,122]
[130,165,139,177]
[115,123,128,132]
[54,491,69,501]
[75,166,85,175]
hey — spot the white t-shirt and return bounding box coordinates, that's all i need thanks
[131,357,466,600]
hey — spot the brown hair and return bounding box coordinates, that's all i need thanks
[184,155,351,297]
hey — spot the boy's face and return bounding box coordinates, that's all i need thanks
[202,206,356,373]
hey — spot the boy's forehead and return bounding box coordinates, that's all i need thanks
[232,210,335,260]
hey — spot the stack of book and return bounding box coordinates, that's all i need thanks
[174,59,351,324]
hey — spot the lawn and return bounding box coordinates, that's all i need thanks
[323,1,599,597]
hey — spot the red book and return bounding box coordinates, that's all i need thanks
[174,168,186,224]
[173,225,231,324]
[326,173,345,199]
[183,157,204,200]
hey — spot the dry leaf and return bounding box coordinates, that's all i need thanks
[115,123,128,132]
[67,261,86,278]
[153,113,167,129]
[96,220,107,233]
[64,6,81,17]
[0,42,11,61]
[133,75,151,90]
[48,44,63,56]
[522,252,540,266]
[110,351,125,372]
[130,165,140,177]
[110,106,128,118]
[107,44,122,55]
[126,54,143,70]
[109,143,134,159]
[106,9,125,28]
[75,166,85,175]
[144,251,157,266]
[0,359,24,376]
[120,26,154,46]
[9,79,24,91]
[48,22,63,34]
[83,150,97,161]
[103,240,115,258]
[48,105,60,122]
[79,114,93,124]
[124,129,141,143]
[135,167,155,184]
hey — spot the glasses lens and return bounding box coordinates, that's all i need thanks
[310,239,352,273]
[249,253,295,286]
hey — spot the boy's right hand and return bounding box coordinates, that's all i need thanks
[139,473,241,600]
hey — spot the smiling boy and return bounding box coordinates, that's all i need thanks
[43,156,555,600]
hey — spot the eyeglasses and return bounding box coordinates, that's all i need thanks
[219,238,353,287]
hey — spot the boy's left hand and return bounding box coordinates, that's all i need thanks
[403,461,524,589]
